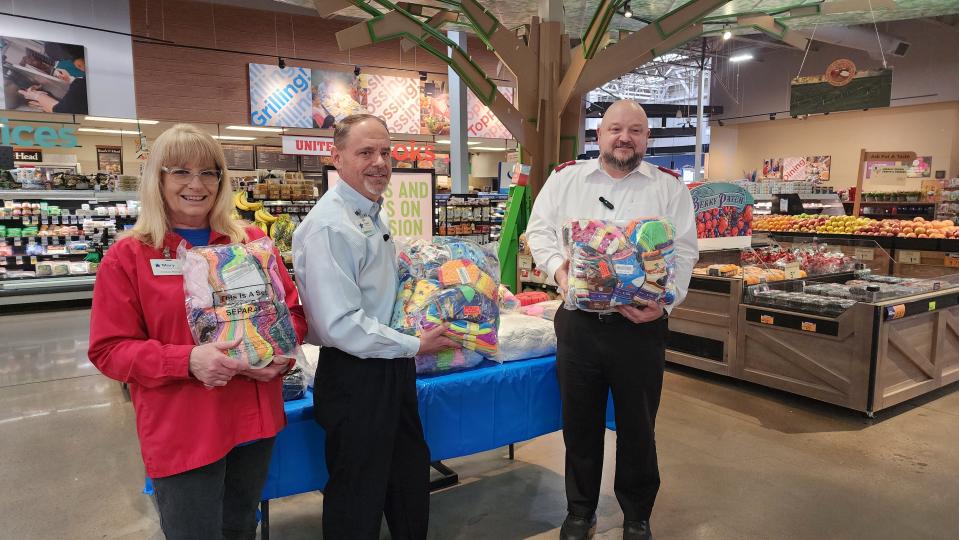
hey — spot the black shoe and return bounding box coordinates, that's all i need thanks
[623,520,652,540]
[560,513,597,540]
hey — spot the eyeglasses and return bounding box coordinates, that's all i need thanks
[161,166,222,185]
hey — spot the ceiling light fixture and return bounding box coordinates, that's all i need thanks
[419,71,428,81]
[213,135,257,141]
[226,125,283,133]
[723,30,732,41]
[435,139,480,146]
[729,53,753,62]
[278,57,286,69]
[354,65,361,76]
[624,2,632,18]
[471,146,508,151]
[77,128,141,135]
[769,113,776,121]
[84,116,159,125]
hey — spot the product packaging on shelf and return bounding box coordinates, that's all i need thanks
[562,218,678,312]
[179,237,301,369]
[390,237,501,374]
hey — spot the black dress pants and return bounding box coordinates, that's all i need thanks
[313,347,430,539]
[152,437,275,540]
[554,308,667,522]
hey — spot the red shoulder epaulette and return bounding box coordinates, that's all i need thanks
[553,160,578,173]
[657,165,681,179]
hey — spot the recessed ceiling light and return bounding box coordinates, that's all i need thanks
[78,128,141,135]
[226,125,283,133]
[213,135,257,141]
[84,116,158,124]
[729,53,753,62]
[435,139,480,145]
[471,146,507,151]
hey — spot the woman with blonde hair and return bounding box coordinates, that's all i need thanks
[88,124,307,539]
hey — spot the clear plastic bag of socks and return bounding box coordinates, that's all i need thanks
[562,218,678,312]
[180,237,301,369]
[390,238,501,374]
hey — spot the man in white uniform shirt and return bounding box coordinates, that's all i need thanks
[527,100,698,540]
[292,114,457,539]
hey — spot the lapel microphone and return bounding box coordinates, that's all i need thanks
[383,233,391,241]
[599,196,615,210]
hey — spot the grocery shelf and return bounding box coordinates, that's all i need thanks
[844,201,934,205]
[0,190,139,201]
[0,274,96,305]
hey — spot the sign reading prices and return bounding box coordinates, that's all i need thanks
[248,65,312,128]
[327,170,433,241]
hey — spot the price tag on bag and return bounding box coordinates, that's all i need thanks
[784,262,803,280]
[899,250,921,265]
[854,247,874,261]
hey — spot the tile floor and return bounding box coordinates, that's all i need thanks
[2,308,957,539]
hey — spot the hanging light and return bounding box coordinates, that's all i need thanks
[723,30,732,41]
[624,2,632,18]
[278,57,286,69]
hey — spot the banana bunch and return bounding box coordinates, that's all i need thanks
[255,208,278,224]
[253,207,277,234]
[233,191,263,212]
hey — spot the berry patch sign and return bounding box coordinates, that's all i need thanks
[690,183,755,249]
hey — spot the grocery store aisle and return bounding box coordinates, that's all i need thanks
[3,308,959,539]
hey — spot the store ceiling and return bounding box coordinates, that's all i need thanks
[270,0,959,36]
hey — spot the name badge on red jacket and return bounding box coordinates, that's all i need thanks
[150,259,182,276]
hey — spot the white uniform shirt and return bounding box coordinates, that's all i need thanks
[526,158,699,311]
[292,180,420,359]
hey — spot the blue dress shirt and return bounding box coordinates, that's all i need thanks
[292,180,420,359]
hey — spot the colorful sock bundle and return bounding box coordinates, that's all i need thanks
[391,238,501,374]
[180,237,299,369]
[563,218,678,312]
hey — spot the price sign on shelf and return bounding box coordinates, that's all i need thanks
[854,247,874,261]
[899,250,921,265]
[944,253,959,268]
[784,262,803,280]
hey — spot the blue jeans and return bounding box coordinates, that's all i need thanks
[152,438,275,540]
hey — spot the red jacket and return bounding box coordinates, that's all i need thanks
[88,227,307,478]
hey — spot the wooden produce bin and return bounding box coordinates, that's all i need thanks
[892,249,958,278]
[735,303,873,411]
[667,276,743,376]
[735,288,959,415]
[872,291,959,411]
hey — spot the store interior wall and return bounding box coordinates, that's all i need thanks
[0,0,137,118]
[72,133,142,176]
[707,101,959,188]
[470,151,503,178]
[711,18,959,122]
[129,0,513,125]
[707,17,959,186]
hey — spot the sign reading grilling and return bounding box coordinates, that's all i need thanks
[13,148,42,162]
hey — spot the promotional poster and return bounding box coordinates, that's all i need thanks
[0,36,88,114]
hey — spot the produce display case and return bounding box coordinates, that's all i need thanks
[736,250,959,415]
[0,190,138,306]
[669,240,867,375]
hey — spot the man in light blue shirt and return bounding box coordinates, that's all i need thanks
[292,114,455,539]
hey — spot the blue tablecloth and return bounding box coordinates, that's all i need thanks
[145,354,613,501]
[264,355,562,500]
